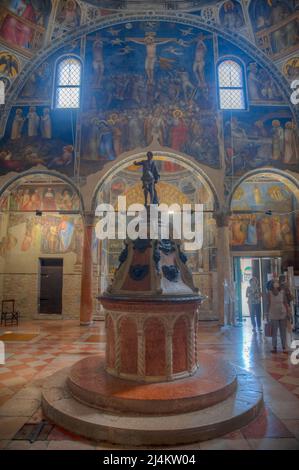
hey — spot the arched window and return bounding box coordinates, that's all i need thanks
[217,59,246,110]
[54,56,82,109]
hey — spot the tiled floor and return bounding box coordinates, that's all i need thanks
[0,318,299,450]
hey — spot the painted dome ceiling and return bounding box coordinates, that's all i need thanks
[0,0,298,183]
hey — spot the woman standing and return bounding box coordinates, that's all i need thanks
[267,279,289,353]
[246,277,262,333]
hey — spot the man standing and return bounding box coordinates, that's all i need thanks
[134,151,160,205]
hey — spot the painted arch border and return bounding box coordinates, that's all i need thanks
[0,10,298,138]
[90,150,221,212]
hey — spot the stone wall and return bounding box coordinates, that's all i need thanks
[0,211,83,321]
[1,271,82,320]
[2,273,38,319]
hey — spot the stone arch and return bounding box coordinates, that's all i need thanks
[228,167,299,280]
[91,150,220,213]
[0,169,85,320]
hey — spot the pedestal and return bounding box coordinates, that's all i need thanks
[102,298,198,382]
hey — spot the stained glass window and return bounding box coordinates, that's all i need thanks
[55,57,81,109]
[217,60,246,110]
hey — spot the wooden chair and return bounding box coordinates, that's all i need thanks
[1,299,20,326]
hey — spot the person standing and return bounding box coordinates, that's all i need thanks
[134,151,160,205]
[279,274,294,342]
[267,279,289,353]
[246,277,262,333]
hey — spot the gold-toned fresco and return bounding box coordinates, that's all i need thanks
[56,0,81,28]
[122,180,191,208]
[230,179,298,250]
[51,0,81,39]
[7,184,80,212]
[0,51,19,78]
[229,214,294,249]
[283,56,299,80]
[0,212,83,259]
[0,179,82,259]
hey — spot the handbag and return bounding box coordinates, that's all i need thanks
[264,321,273,337]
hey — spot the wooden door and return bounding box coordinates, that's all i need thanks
[39,258,63,314]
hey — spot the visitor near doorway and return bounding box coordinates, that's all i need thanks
[246,277,262,333]
[267,279,290,353]
[279,274,294,347]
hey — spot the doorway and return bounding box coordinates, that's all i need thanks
[38,258,63,314]
[233,256,282,321]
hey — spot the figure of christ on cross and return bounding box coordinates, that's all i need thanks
[87,33,105,87]
[126,32,177,85]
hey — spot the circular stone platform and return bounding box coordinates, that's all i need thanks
[67,354,237,414]
[42,357,264,446]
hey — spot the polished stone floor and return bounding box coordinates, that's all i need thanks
[0,319,299,450]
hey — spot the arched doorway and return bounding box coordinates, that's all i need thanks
[92,152,220,320]
[0,171,84,319]
[229,170,299,322]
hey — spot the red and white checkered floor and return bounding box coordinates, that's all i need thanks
[0,319,299,450]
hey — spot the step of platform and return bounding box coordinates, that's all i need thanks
[42,366,263,446]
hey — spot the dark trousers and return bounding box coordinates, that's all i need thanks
[249,303,261,329]
[271,319,287,350]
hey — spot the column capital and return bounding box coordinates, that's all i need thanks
[214,210,231,228]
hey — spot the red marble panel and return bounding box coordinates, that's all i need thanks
[172,317,188,374]
[106,316,115,369]
[145,318,166,376]
[68,354,238,414]
[119,318,138,375]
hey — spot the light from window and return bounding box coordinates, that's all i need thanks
[55,58,81,109]
[218,60,246,110]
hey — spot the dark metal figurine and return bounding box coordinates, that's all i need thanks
[134,151,160,206]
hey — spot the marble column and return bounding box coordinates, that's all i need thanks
[215,211,232,326]
[80,213,94,326]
